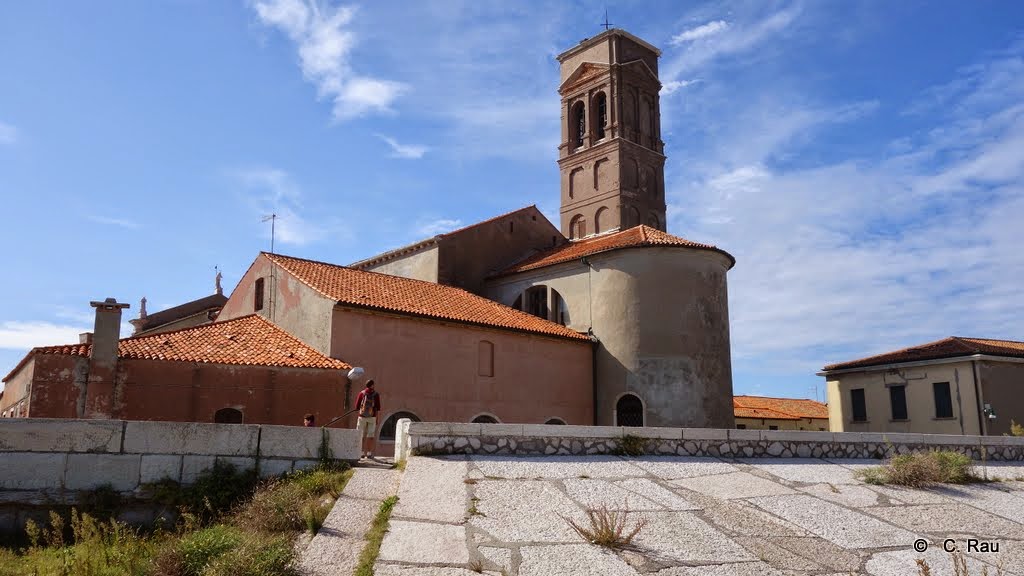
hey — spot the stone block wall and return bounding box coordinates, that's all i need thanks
[0,418,360,533]
[397,422,1024,462]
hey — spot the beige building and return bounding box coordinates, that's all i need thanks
[733,395,829,431]
[820,337,1024,436]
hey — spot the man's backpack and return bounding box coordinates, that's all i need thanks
[358,390,378,418]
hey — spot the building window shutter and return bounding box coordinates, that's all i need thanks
[851,388,867,422]
[933,382,953,418]
[890,385,908,420]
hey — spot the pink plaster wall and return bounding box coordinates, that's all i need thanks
[329,307,593,427]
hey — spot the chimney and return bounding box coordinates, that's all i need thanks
[79,332,93,344]
[83,298,129,419]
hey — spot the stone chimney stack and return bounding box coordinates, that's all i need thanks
[84,298,129,419]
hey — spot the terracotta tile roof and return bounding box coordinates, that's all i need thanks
[822,337,1024,371]
[3,315,348,381]
[437,205,540,238]
[494,225,735,276]
[733,395,829,420]
[265,253,590,341]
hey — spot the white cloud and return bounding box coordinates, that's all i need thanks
[416,218,462,237]
[661,79,700,96]
[376,134,428,159]
[662,6,802,86]
[0,321,88,351]
[0,121,16,145]
[86,215,140,230]
[234,167,325,247]
[251,0,405,120]
[666,38,1024,376]
[670,20,729,45]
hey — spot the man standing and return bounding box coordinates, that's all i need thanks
[354,379,381,459]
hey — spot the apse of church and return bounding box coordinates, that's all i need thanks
[558,30,668,238]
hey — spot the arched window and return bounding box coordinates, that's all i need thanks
[594,207,608,234]
[380,411,421,442]
[615,394,644,427]
[551,288,569,326]
[545,418,566,425]
[471,414,500,424]
[214,408,243,424]
[626,205,641,228]
[573,102,586,147]
[524,286,548,319]
[647,213,660,229]
[569,215,587,239]
[594,92,607,140]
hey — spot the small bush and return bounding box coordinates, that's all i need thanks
[303,500,332,535]
[1010,419,1024,437]
[612,434,647,457]
[564,506,647,550]
[186,461,258,522]
[233,480,308,533]
[856,450,977,487]
[290,465,352,499]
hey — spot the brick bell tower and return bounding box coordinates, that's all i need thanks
[557,29,667,239]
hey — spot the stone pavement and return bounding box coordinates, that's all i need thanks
[297,461,400,576]
[374,455,1024,575]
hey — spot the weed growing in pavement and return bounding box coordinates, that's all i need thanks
[612,434,647,457]
[564,505,647,550]
[855,450,980,488]
[354,496,398,576]
[916,550,1006,575]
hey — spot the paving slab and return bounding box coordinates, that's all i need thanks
[518,544,638,576]
[298,491,378,576]
[868,484,953,505]
[732,536,825,571]
[562,478,664,510]
[982,463,1024,481]
[628,456,737,479]
[800,482,882,507]
[672,471,795,500]
[935,483,1024,523]
[655,561,784,575]
[343,466,400,500]
[866,503,1024,538]
[378,521,469,565]
[755,535,863,573]
[393,456,467,523]
[749,494,918,549]
[470,480,586,542]
[625,511,755,564]
[739,458,860,484]
[865,548,1004,576]
[614,478,700,510]
[478,546,512,574]
[699,499,811,538]
[471,455,647,479]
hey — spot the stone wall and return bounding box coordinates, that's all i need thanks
[396,422,1024,462]
[0,418,360,533]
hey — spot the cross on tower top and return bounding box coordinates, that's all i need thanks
[600,9,613,31]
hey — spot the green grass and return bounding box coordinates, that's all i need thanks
[354,496,398,576]
[611,434,647,457]
[0,462,352,576]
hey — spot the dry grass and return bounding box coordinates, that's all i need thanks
[564,506,647,550]
[354,496,398,576]
[857,450,977,487]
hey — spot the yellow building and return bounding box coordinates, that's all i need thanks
[733,395,829,431]
[820,337,1024,436]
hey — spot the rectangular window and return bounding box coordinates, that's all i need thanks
[254,277,265,312]
[933,382,953,418]
[768,425,779,430]
[890,385,908,420]
[478,341,494,377]
[851,388,867,422]
[736,424,746,429]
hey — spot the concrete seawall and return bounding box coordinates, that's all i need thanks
[0,418,360,533]
[395,421,1024,462]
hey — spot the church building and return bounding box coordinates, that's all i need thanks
[1,29,737,445]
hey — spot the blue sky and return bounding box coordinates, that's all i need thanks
[1,1,1022,403]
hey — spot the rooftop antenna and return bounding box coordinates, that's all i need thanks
[261,213,278,254]
[600,9,613,31]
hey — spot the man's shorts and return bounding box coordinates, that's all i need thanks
[356,416,376,438]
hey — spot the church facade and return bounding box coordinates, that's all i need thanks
[2,29,737,442]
